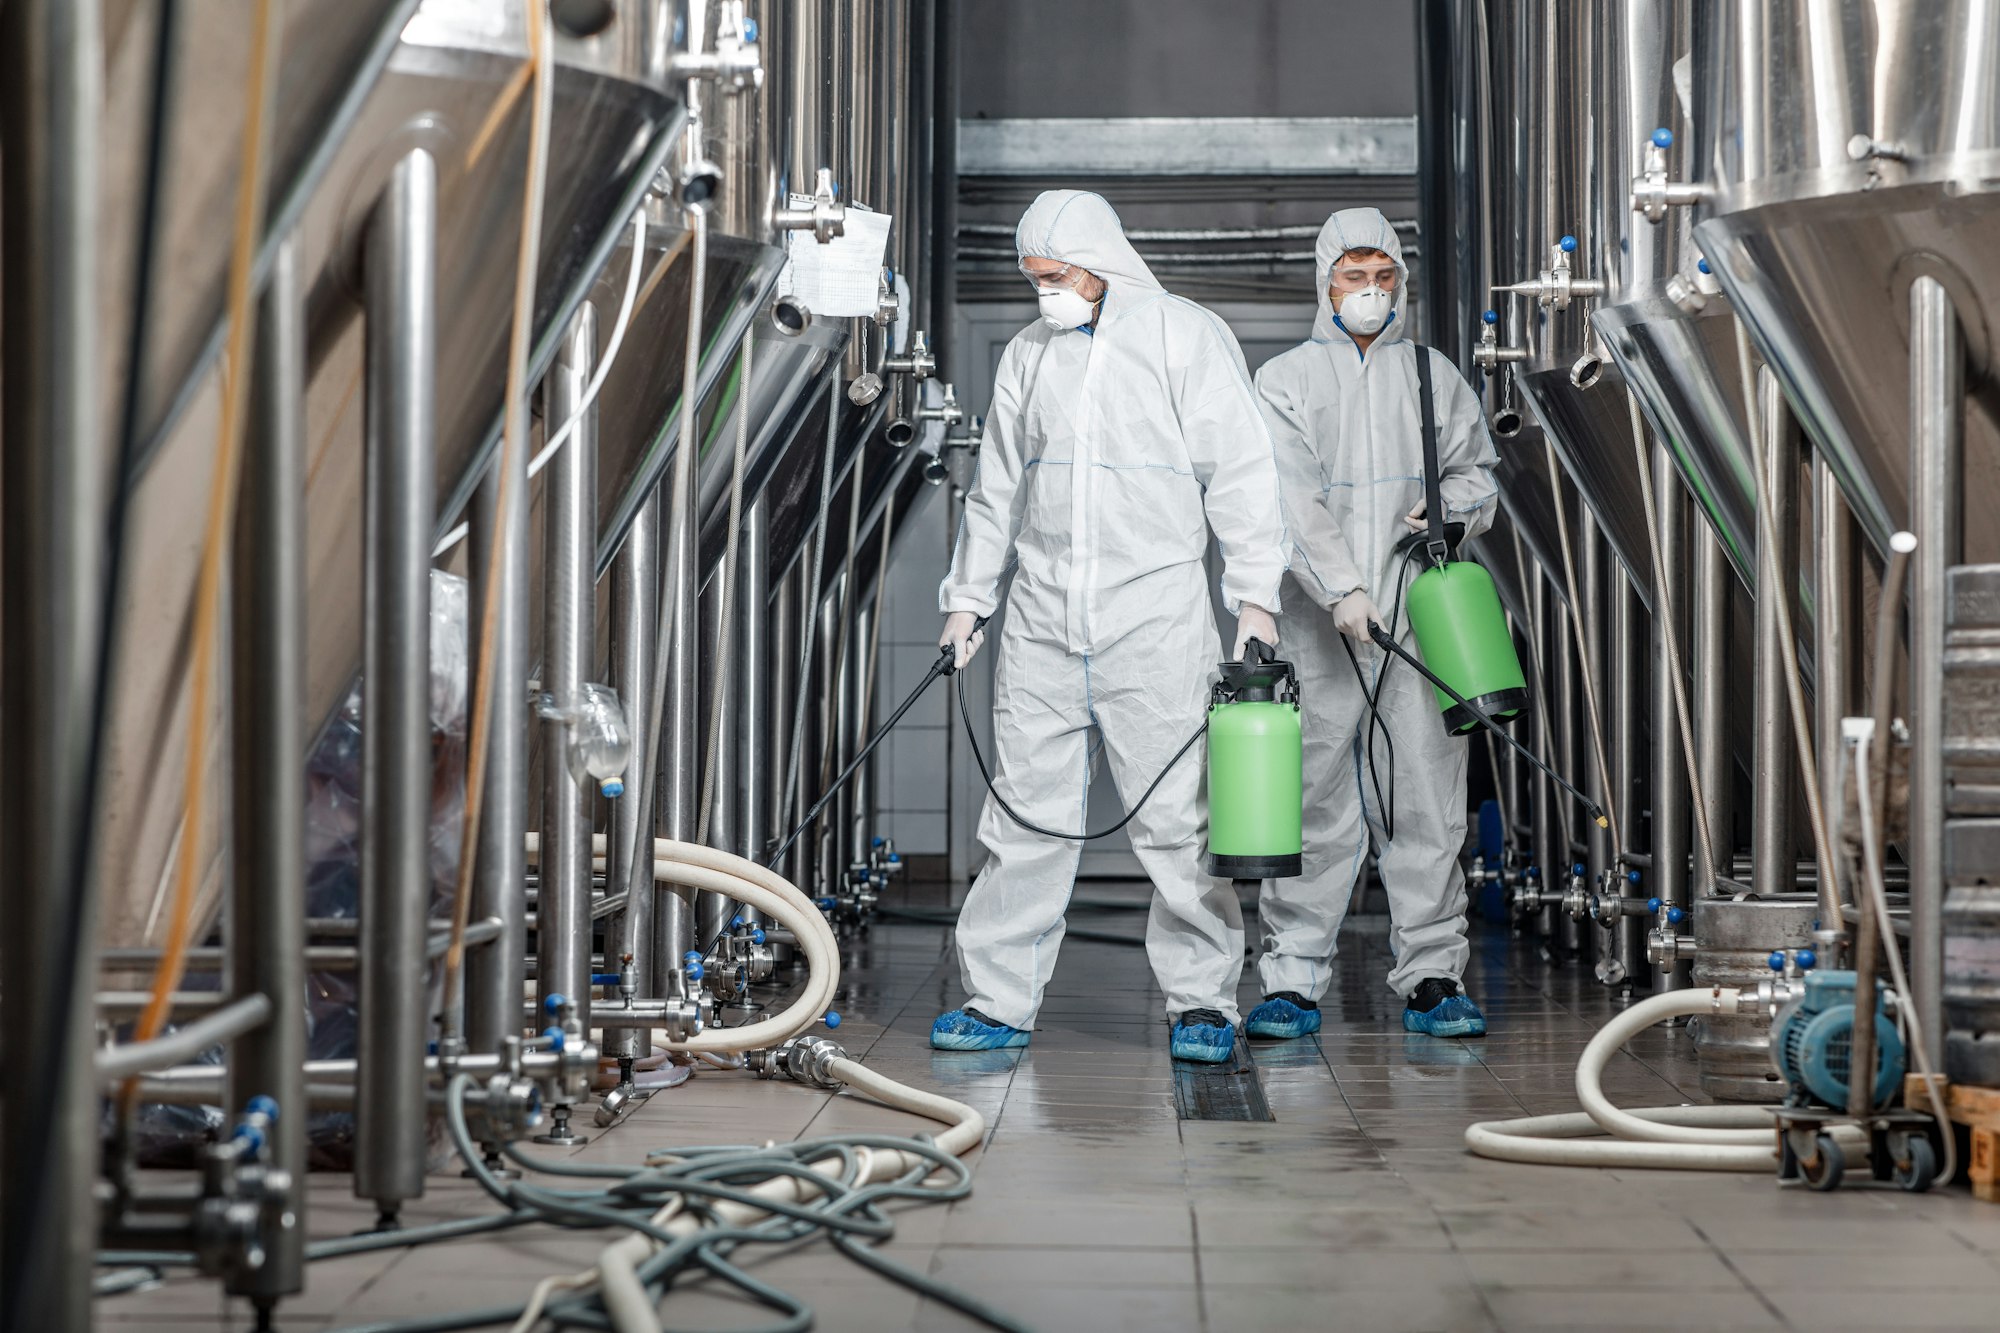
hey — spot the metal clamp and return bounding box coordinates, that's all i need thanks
[747,1035,847,1091]
[1492,235,1605,313]
[1630,128,1706,224]
[882,329,937,380]
[771,167,847,244]
[1646,925,1698,968]
[669,1,763,92]
[1472,309,1527,371]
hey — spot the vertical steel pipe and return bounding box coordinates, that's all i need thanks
[1581,517,1612,892]
[818,584,845,896]
[1554,574,1582,957]
[357,148,438,1218]
[738,497,772,917]
[1650,442,1690,985]
[1611,572,1643,984]
[850,600,877,869]
[0,1,102,1322]
[1529,575,1558,942]
[1814,450,1860,936]
[466,334,532,1062]
[1694,526,1733,892]
[654,394,700,998]
[1752,368,1800,901]
[1911,274,1963,1069]
[700,579,738,945]
[541,304,598,1033]
[769,563,799,886]
[605,491,659,1061]
[229,236,308,1307]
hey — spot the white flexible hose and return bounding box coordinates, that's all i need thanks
[525,832,840,1054]
[597,1061,987,1333]
[1573,989,1772,1144]
[434,205,648,559]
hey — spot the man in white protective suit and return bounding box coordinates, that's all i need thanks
[931,189,1289,1064]
[1245,207,1501,1041]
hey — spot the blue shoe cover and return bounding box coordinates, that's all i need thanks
[1170,1008,1236,1063]
[1246,992,1322,1040]
[930,1007,1029,1051]
[1402,979,1487,1038]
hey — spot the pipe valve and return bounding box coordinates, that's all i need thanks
[1492,236,1605,313]
[771,168,847,244]
[915,382,964,430]
[1631,128,1706,224]
[882,329,937,380]
[747,1035,847,1091]
[670,0,763,92]
[1472,309,1527,371]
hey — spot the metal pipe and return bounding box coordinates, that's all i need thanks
[100,920,501,974]
[1554,570,1582,959]
[1650,440,1690,986]
[230,233,308,1307]
[1529,574,1558,940]
[96,994,272,1085]
[700,577,738,944]
[1611,571,1644,985]
[738,497,772,917]
[1814,449,1860,932]
[769,563,799,883]
[1581,518,1612,896]
[654,353,701,998]
[928,0,959,373]
[465,319,533,1058]
[541,304,598,1033]
[357,147,438,1219]
[848,600,877,871]
[606,491,659,1061]
[818,582,845,897]
[1694,526,1733,892]
[1910,275,1963,1069]
[1752,369,1799,900]
[0,1,102,1324]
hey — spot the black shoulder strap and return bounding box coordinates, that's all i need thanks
[1413,344,1448,566]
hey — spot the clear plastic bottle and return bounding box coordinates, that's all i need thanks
[541,682,631,797]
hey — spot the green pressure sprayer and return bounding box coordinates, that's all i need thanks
[1205,641,1303,880]
[1360,349,1605,828]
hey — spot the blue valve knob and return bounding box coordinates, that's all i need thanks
[1573,862,1585,876]
[872,836,885,848]
[1666,906,1684,924]
[824,1010,842,1028]
[1797,949,1817,970]
[884,267,894,282]
[1647,897,1663,914]
[1559,234,1578,252]
[601,778,624,799]
[685,962,704,981]
[1651,127,1675,148]
[544,992,567,1015]
[1768,951,1787,972]
[752,928,766,944]
[232,1122,266,1154]
[743,17,759,41]
[1482,309,1499,325]
[1627,871,1643,885]
[1697,257,1711,274]
[245,1094,280,1123]
[683,950,702,964]
[1526,866,1540,880]
[592,972,621,985]
[888,853,901,864]
[543,1024,565,1052]
[732,915,745,928]
[816,896,837,909]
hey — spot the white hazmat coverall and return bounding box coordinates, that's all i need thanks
[939,190,1288,1027]
[1252,207,1500,1000]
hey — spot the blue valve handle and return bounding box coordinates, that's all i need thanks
[592,973,622,985]
[824,1011,841,1029]
[752,928,766,944]
[543,1025,566,1052]
[1666,907,1684,924]
[1797,949,1817,970]
[543,992,567,1015]
[1647,897,1662,913]
[1482,309,1499,325]
[245,1094,280,1122]
[1559,234,1577,252]
[1652,127,1674,148]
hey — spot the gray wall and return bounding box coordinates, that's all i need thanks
[959,0,1418,120]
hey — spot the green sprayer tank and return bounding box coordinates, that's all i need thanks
[1205,640,1303,880]
[1403,560,1529,735]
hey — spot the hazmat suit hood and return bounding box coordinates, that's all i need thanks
[1015,190,1162,322]
[1312,207,1408,347]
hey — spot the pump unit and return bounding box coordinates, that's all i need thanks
[1769,968,1906,1112]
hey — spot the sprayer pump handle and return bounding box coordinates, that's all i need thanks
[1244,637,1276,665]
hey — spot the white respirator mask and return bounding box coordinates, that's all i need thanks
[1037,285,1097,331]
[1336,285,1394,336]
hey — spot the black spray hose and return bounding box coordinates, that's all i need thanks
[1366,622,1609,829]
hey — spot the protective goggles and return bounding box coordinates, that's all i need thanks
[1019,259,1085,290]
[1328,262,1400,293]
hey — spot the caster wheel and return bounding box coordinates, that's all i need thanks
[1894,1136,1937,1193]
[1803,1133,1845,1192]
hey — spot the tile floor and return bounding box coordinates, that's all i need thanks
[102,886,2000,1332]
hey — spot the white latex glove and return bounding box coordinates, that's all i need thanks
[1332,590,1381,641]
[1403,501,1428,533]
[940,610,985,671]
[1232,604,1279,660]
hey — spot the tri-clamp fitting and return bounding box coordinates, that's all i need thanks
[669,1,763,92]
[706,915,777,1000]
[1630,128,1705,224]
[1664,256,1723,313]
[747,1035,848,1091]
[882,329,937,380]
[915,382,964,429]
[1510,864,1556,918]
[1492,235,1605,313]
[771,167,846,244]
[1645,896,1698,968]
[1471,309,1527,371]
[1584,870,1652,929]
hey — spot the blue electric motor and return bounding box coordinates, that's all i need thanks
[1768,967,1906,1111]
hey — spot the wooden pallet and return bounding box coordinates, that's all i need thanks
[1904,1075,2000,1202]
